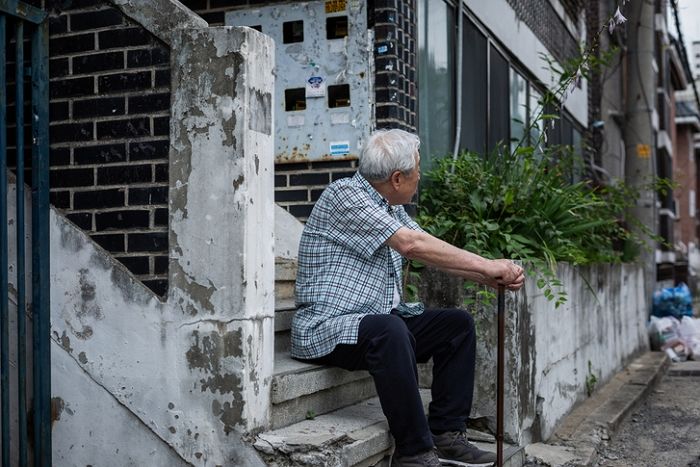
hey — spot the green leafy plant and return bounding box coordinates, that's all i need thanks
[417,146,661,306]
[585,360,598,397]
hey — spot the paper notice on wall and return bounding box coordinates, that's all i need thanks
[330,112,350,125]
[329,141,350,156]
[306,76,326,98]
[287,114,305,127]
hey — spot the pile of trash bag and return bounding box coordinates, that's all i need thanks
[652,283,693,319]
[648,315,700,361]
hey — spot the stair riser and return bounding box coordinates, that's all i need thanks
[275,281,295,300]
[271,377,377,429]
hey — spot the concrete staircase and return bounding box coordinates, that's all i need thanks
[259,258,524,466]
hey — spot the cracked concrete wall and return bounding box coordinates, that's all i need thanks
[417,262,647,446]
[169,26,275,436]
[44,25,274,467]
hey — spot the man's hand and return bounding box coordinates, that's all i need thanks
[484,259,525,290]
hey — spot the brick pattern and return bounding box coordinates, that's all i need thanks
[507,0,581,66]
[372,0,417,131]
[48,0,170,296]
[275,160,358,221]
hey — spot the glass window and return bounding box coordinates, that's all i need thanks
[529,86,543,151]
[460,17,487,156]
[509,68,527,154]
[488,45,510,153]
[418,0,455,170]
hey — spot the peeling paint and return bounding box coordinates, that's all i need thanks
[78,352,88,364]
[232,175,245,191]
[185,329,243,373]
[200,373,241,395]
[51,397,65,426]
[60,331,73,353]
[248,89,272,136]
[212,397,245,434]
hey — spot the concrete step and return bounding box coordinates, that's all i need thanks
[256,390,524,467]
[271,296,433,428]
[275,258,297,300]
[271,352,376,429]
[274,298,295,353]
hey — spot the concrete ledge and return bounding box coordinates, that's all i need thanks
[108,0,207,46]
[255,396,393,466]
[272,354,372,404]
[527,351,669,467]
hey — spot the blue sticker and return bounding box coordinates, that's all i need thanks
[308,76,324,87]
[330,141,350,156]
[377,45,388,54]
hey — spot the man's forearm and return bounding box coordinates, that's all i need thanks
[389,228,491,277]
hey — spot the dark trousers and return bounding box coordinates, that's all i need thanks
[303,308,476,456]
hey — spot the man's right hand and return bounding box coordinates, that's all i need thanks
[486,259,525,290]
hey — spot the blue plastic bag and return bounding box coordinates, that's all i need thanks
[652,283,693,318]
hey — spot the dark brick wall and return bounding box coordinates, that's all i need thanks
[372,0,417,131]
[275,160,358,221]
[48,0,170,296]
[507,0,581,66]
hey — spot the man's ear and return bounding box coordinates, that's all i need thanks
[389,170,402,189]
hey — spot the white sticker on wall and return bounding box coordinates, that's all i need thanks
[329,141,350,156]
[287,114,305,127]
[330,112,351,125]
[306,76,326,98]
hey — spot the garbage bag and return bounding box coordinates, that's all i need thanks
[649,316,680,350]
[652,283,693,319]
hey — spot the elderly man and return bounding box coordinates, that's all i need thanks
[291,129,524,467]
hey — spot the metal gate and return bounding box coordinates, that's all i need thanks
[0,1,51,466]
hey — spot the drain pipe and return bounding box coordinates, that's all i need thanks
[450,0,464,174]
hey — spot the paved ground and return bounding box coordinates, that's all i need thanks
[593,361,700,467]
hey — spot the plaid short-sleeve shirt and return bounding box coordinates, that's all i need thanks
[291,172,425,359]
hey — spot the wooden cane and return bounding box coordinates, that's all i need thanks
[496,285,505,467]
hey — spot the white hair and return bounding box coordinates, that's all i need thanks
[359,129,420,181]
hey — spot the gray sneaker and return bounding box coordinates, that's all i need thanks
[432,431,496,466]
[391,449,442,467]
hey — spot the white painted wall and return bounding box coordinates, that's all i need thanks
[470,263,647,444]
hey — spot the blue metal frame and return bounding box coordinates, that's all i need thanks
[16,18,29,467]
[0,0,47,25]
[1,2,51,465]
[0,13,10,467]
[31,18,51,466]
